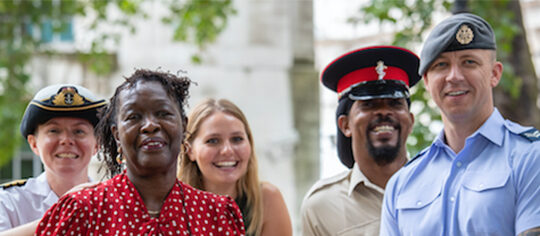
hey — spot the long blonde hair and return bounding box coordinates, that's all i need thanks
[178,98,262,235]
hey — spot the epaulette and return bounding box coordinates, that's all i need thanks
[405,148,428,167]
[1,179,28,190]
[305,171,349,198]
[519,128,540,142]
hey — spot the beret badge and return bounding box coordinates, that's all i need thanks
[456,24,474,45]
[52,87,84,106]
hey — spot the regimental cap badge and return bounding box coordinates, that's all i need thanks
[376,60,387,80]
[52,86,84,106]
[456,24,474,45]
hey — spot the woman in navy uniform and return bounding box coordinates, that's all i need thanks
[0,84,105,233]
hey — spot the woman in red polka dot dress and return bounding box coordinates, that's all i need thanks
[35,69,245,236]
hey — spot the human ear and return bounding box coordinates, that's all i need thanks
[407,112,415,135]
[27,135,40,157]
[423,74,431,92]
[337,115,352,138]
[111,125,120,145]
[185,142,196,162]
[490,61,503,87]
[92,139,99,156]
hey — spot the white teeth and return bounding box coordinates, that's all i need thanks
[374,125,394,133]
[448,91,466,96]
[143,141,163,147]
[215,161,237,167]
[57,153,77,159]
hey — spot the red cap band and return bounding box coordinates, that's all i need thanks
[336,66,409,94]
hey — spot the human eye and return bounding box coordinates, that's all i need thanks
[74,129,87,136]
[47,128,60,134]
[232,136,245,143]
[205,138,219,144]
[389,99,406,108]
[431,61,448,70]
[157,110,173,118]
[124,113,139,121]
[359,100,374,109]
[463,59,477,66]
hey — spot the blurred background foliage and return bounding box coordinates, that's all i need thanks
[0,0,235,167]
[351,0,540,156]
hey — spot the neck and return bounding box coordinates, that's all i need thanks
[127,168,177,212]
[357,153,407,189]
[203,181,237,199]
[46,168,89,197]
[442,107,493,153]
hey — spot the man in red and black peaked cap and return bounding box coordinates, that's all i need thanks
[301,46,419,235]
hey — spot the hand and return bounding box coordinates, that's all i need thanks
[63,182,100,196]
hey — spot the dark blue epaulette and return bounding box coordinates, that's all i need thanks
[1,179,28,190]
[519,128,540,142]
[405,148,428,167]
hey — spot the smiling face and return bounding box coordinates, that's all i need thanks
[188,111,251,189]
[27,117,97,177]
[339,98,413,166]
[424,49,502,124]
[112,81,184,176]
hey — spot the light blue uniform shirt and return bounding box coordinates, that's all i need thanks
[380,109,540,236]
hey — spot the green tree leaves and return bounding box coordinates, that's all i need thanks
[0,0,235,167]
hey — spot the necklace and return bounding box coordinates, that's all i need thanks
[147,209,160,215]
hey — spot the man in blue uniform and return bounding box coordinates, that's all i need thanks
[0,84,106,231]
[380,13,540,235]
[302,46,419,235]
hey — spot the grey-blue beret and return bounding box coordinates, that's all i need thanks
[20,84,106,138]
[419,13,496,76]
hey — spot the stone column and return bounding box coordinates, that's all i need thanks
[289,0,319,232]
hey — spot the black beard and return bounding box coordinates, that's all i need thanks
[366,116,402,166]
[367,136,401,166]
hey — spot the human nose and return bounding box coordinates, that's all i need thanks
[141,116,160,133]
[446,64,465,82]
[374,101,393,116]
[220,141,234,156]
[59,132,74,145]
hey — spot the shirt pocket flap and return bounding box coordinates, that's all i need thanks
[462,171,510,192]
[396,186,441,210]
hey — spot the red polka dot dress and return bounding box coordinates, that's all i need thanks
[35,172,245,235]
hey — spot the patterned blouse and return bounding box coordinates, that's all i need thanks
[35,172,245,235]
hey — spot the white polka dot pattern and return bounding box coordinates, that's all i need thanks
[35,172,245,235]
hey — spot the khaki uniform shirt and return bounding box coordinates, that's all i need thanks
[301,163,384,236]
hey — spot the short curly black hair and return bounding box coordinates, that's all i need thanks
[96,69,191,178]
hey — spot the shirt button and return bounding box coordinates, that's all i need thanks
[416,201,422,206]
[450,197,455,202]
[456,161,462,167]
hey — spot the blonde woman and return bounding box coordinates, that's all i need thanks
[179,98,292,236]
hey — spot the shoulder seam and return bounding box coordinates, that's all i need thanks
[406,148,429,167]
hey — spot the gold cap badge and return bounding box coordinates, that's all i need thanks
[456,24,474,45]
[52,87,84,106]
